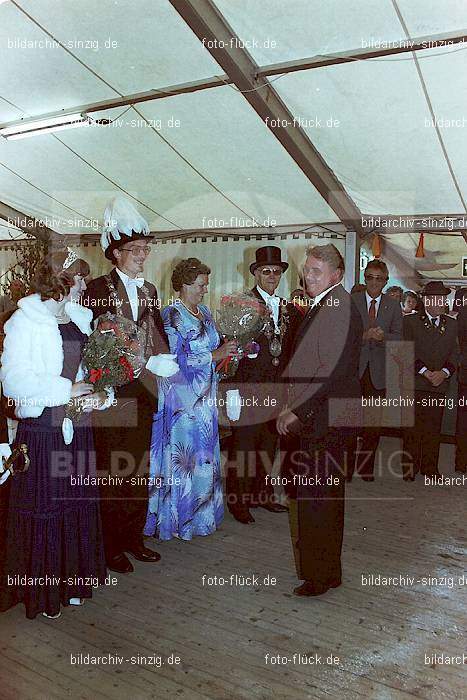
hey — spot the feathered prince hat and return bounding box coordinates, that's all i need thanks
[100,196,154,261]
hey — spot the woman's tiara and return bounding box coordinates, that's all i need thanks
[62,248,79,270]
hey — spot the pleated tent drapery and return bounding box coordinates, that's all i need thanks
[61,233,345,312]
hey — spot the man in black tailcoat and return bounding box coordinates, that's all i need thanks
[225,246,300,523]
[402,281,457,480]
[82,197,178,573]
[277,244,363,597]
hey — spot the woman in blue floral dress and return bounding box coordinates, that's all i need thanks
[144,258,237,541]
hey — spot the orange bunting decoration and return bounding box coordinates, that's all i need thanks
[415,232,425,258]
[372,233,382,258]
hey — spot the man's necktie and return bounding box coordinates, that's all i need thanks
[432,318,437,328]
[368,299,376,326]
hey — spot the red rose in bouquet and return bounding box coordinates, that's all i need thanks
[66,313,145,422]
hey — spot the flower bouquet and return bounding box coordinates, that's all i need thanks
[216,292,268,378]
[65,313,145,423]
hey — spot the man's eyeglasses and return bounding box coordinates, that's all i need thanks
[364,274,387,281]
[119,246,151,256]
[260,268,282,276]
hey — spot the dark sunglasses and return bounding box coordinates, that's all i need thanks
[260,268,282,276]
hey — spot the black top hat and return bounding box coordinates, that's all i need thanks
[419,281,451,297]
[249,246,288,274]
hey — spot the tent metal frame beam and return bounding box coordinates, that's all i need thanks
[0,76,231,130]
[168,0,364,234]
[361,214,467,233]
[36,221,346,246]
[1,30,466,130]
[0,201,60,243]
[258,30,467,77]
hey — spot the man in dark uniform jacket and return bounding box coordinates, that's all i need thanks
[225,246,300,524]
[277,244,363,597]
[455,303,467,472]
[82,197,178,573]
[402,281,457,480]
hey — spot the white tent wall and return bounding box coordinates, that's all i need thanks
[0,232,345,310]
[66,233,345,311]
[0,247,18,289]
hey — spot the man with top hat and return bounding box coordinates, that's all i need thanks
[402,281,457,480]
[82,196,178,573]
[225,245,301,524]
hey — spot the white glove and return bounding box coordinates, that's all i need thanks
[146,353,179,377]
[0,443,12,484]
[226,389,242,421]
[62,417,74,445]
[80,388,116,411]
[95,387,115,411]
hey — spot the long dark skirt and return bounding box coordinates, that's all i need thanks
[0,419,106,619]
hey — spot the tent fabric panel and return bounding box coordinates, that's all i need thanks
[136,86,338,226]
[213,0,406,66]
[1,0,221,121]
[274,53,465,214]
[396,0,467,37]
[415,45,467,210]
[0,2,115,122]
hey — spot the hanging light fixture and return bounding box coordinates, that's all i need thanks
[0,113,90,140]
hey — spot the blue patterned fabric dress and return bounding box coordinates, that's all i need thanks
[144,302,224,540]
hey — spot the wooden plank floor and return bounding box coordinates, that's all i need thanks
[0,437,465,700]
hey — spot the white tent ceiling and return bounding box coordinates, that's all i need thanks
[0,0,466,278]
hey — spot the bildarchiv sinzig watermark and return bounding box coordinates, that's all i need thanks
[6,37,118,51]
[70,652,181,666]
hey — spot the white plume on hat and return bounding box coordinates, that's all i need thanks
[100,196,150,253]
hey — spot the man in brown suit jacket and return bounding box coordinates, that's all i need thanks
[277,244,362,597]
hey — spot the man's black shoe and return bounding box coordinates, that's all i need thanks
[293,578,341,597]
[125,545,161,562]
[260,502,289,512]
[228,505,255,524]
[108,553,134,574]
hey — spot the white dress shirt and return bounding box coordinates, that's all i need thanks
[115,267,143,321]
[312,282,342,307]
[256,285,280,329]
[419,311,451,377]
[419,313,450,377]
